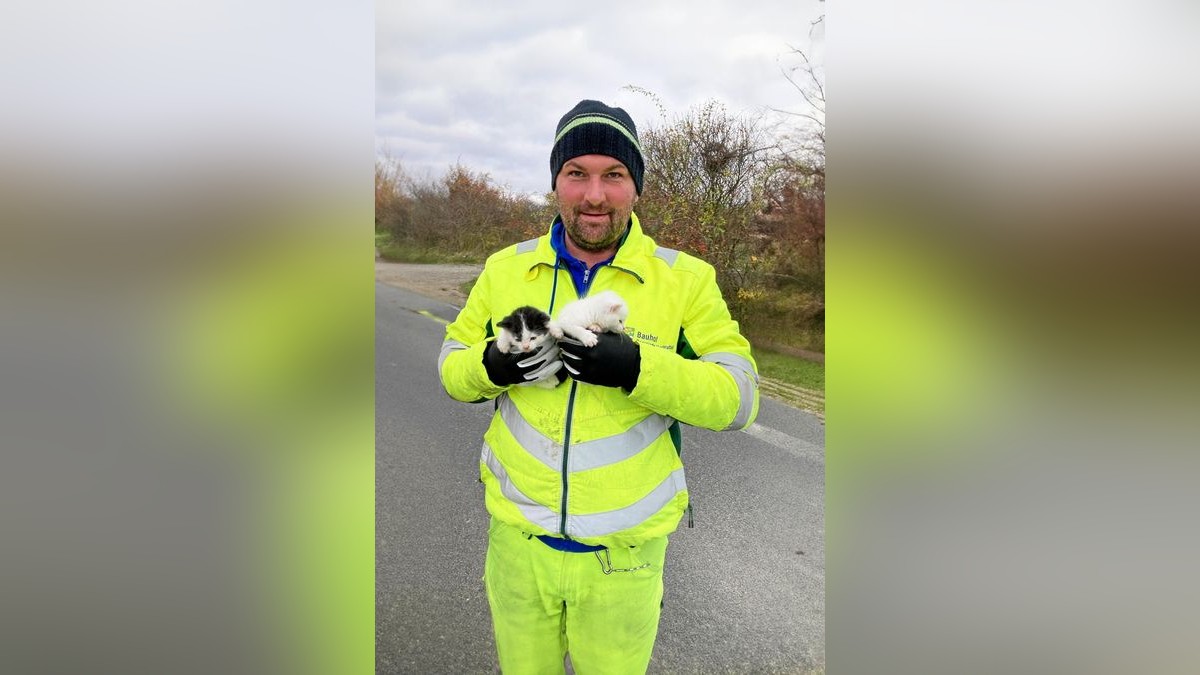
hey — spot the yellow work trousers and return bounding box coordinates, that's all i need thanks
[484,517,669,675]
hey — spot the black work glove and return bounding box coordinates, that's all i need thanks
[559,331,641,391]
[483,339,563,387]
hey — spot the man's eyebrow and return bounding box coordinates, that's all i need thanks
[563,160,627,173]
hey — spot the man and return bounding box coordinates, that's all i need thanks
[438,99,759,674]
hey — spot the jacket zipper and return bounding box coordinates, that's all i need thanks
[560,380,579,536]
[559,264,585,538]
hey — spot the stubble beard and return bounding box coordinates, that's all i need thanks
[563,206,632,253]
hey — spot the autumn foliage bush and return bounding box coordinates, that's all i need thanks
[376,162,548,261]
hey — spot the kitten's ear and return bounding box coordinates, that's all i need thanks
[527,309,550,331]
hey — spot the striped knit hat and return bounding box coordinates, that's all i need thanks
[550,100,644,195]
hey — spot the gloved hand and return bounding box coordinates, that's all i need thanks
[559,331,641,391]
[483,339,563,387]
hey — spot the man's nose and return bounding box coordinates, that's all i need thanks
[583,176,605,204]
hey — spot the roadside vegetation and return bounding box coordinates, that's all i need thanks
[377,73,824,416]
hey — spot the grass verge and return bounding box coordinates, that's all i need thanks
[755,349,823,390]
[754,348,825,420]
[376,235,482,264]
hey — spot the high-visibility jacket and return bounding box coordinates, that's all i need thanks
[438,214,759,548]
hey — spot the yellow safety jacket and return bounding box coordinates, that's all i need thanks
[439,214,759,548]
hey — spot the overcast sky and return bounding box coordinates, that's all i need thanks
[375,1,825,199]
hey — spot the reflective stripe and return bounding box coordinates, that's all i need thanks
[565,468,687,538]
[653,246,680,267]
[570,414,673,471]
[498,395,672,471]
[485,446,687,539]
[554,114,644,155]
[701,352,756,380]
[514,238,539,255]
[701,352,759,430]
[482,443,560,532]
[438,339,468,373]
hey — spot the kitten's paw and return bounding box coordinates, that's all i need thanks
[548,322,564,340]
[559,325,597,346]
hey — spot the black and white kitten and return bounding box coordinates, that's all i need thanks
[495,306,559,388]
[549,290,629,347]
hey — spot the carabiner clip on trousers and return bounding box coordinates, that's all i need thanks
[594,548,651,575]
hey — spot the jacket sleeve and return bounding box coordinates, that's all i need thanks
[437,266,507,403]
[627,263,760,431]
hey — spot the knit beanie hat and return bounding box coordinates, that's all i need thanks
[550,100,645,195]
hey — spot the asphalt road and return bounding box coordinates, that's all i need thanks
[376,282,825,674]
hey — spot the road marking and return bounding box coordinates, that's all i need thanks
[742,422,824,463]
[416,309,449,325]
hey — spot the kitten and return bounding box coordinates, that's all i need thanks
[549,290,629,347]
[495,306,559,389]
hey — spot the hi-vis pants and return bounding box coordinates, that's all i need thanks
[484,517,669,675]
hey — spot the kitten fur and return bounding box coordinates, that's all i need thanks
[549,290,629,347]
[496,306,552,354]
[495,306,559,389]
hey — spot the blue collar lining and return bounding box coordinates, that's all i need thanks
[550,218,620,298]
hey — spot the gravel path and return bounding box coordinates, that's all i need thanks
[374,260,482,306]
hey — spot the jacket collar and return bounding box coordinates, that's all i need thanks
[528,212,650,282]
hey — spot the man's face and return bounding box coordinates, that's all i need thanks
[554,154,638,253]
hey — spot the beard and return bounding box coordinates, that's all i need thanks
[561,205,632,252]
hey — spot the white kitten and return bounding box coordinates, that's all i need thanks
[549,290,629,347]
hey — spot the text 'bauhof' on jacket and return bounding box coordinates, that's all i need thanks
[438,214,759,549]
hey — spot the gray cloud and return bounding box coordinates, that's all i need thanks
[376,1,825,198]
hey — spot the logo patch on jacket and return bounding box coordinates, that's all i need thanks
[626,326,674,350]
